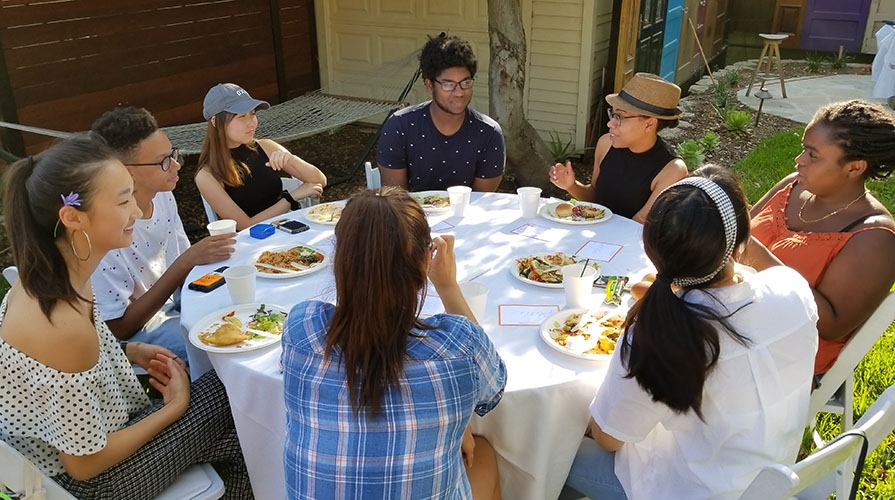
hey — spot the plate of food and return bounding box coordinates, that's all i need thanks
[252,245,327,279]
[411,191,452,213]
[512,252,600,288]
[189,303,288,353]
[304,201,345,225]
[540,200,613,225]
[540,307,625,361]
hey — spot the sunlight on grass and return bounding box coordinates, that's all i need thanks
[737,127,895,497]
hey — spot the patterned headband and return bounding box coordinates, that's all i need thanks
[659,177,738,287]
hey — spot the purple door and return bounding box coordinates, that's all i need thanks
[800,0,872,52]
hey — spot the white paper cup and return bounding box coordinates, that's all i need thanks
[207,219,237,236]
[561,263,598,309]
[459,281,489,323]
[223,265,256,305]
[517,187,542,218]
[447,185,472,217]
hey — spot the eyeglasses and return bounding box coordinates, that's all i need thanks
[433,78,474,92]
[607,109,647,125]
[126,148,179,171]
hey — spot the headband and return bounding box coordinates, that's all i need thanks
[659,177,738,287]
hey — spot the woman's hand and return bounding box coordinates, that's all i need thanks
[549,161,576,190]
[427,235,457,289]
[126,342,186,372]
[147,356,190,417]
[291,182,324,201]
[461,425,476,468]
[266,150,295,171]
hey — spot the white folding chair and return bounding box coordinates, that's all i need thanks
[3,266,19,286]
[0,438,225,500]
[365,161,381,189]
[739,385,895,500]
[808,291,895,433]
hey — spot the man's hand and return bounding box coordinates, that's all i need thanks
[181,234,236,267]
[126,342,186,372]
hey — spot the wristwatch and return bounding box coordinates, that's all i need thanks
[281,190,300,211]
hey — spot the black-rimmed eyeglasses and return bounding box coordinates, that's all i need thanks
[606,110,647,125]
[433,78,474,92]
[126,148,179,171]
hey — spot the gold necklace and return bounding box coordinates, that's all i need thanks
[798,190,868,224]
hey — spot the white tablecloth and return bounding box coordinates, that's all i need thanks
[180,192,652,500]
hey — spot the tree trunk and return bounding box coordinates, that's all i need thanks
[487,0,556,192]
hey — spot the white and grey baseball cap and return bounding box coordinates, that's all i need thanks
[202,83,270,120]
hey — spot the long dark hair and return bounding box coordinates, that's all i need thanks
[326,187,433,417]
[621,165,751,418]
[3,135,116,319]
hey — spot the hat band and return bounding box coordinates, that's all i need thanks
[618,90,678,116]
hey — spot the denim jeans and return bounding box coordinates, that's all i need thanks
[560,437,628,500]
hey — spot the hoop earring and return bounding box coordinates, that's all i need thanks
[70,229,92,261]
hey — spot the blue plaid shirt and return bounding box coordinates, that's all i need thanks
[282,301,506,499]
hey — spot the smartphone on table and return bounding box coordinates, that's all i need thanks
[187,266,229,292]
[272,219,310,234]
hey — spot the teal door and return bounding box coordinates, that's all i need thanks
[660,0,685,81]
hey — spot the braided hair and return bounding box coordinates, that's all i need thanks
[811,99,895,180]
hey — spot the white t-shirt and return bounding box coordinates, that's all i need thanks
[591,265,818,500]
[91,192,190,324]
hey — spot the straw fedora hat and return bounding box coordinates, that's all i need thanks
[605,73,682,120]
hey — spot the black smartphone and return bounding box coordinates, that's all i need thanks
[187,266,229,292]
[273,219,310,234]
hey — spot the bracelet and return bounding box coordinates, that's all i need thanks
[281,190,300,211]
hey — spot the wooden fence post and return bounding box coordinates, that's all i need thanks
[0,46,25,158]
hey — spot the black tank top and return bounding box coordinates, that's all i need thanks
[224,143,282,217]
[593,137,678,219]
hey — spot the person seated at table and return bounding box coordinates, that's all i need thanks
[377,33,506,192]
[0,136,253,499]
[90,106,236,364]
[281,187,506,499]
[745,99,895,375]
[548,73,687,223]
[195,83,327,230]
[561,166,818,500]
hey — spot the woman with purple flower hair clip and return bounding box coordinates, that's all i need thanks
[0,135,253,499]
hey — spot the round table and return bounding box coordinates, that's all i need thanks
[181,192,652,500]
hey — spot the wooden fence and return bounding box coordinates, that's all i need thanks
[0,0,318,155]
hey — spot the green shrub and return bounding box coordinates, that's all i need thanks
[805,52,824,73]
[675,139,706,170]
[724,110,752,135]
[698,131,721,153]
[830,52,853,69]
[546,130,590,163]
[710,78,734,114]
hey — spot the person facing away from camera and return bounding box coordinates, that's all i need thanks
[0,136,253,499]
[549,72,687,223]
[561,166,818,500]
[281,187,506,499]
[744,99,895,376]
[90,106,235,367]
[195,83,327,230]
[377,33,506,192]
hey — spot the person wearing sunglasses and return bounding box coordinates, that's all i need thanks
[377,33,506,192]
[549,73,688,223]
[90,107,236,371]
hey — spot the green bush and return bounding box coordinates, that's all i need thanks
[698,131,721,153]
[830,52,853,69]
[675,139,706,170]
[724,110,752,136]
[805,52,825,73]
[545,130,590,164]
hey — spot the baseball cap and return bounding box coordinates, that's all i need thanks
[202,83,270,120]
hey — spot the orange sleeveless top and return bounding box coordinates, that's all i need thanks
[751,182,895,374]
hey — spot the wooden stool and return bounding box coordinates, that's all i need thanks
[746,33,789,98]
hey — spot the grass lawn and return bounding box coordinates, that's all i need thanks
[734,127,895,498]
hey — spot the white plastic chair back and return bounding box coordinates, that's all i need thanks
[201,196,218,224]
[809,291,895,431]
[3,266,19,286]
[280,177,315,209]
[365,161,381,189]
[0,438,225,500]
